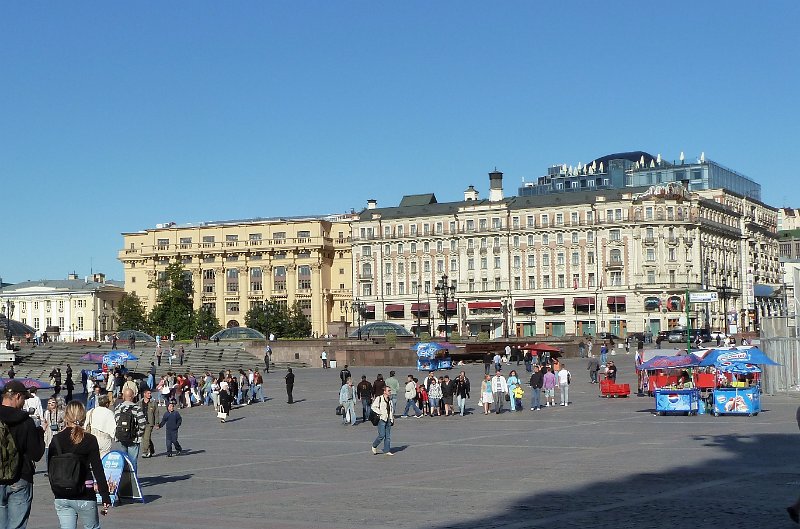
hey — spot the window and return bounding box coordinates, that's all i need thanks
[468,279,475,292]
[467,239,474,249]
[556,233,563,245]
[481,278,488,291]
[513,236,520,248]
[424,260,431,273]
[492,218,501,229]
[572,232,579,244]
[77,317,84,330]
[424,281,431,293]
[480,257,488,269]
[411,242,417,254]
[59,317,64,329]
[513,255,521,268]
[479,219,487,230]
[450,240,457,252]
[647,270,655,284]
[226,269,239,292]
[543,275,551,289]
[555,213,563,226]
[384,244,391,255]
[398,243,404,254]
[646,227,654,241]
[542,253,550,267]
[273,232,286,241]
[384,283,392,295]
[250,268,262,291]
[609,230,621,241]
[588,273,595,287]
[226,234,239,244]
[668,248,676,262]
[436,260,444,273]
[494,256,501,269]
[557,253,565,266]
[180,237,192,248]
[481,237,487,249]
[587,251,595,265]
[249,233,262,241]
[495,279,501,290]
[436,222,443,234]
[274,266,286,291]
[423,223,430,235]
[541,214,549,227]
[587,211,594,223]
[514,277,521,289]
[362,245,372,257]
[450,259,457,272]
[512,217,520,229]
[384,226,391,237]
[572,274,580,289]
[385,262,392,275]
[411,281,418,295]
[615,209,623,221]
[528,275,536,289]
[423,242,430,253]
[494,237,500,248]
[646,248,655,262]
[226,254,238,262]
[558,274,565,289]
[466,219,474,231]
[542,234,549,245]
[398,262,405,274]
[610,249,622,263]
[202,235,215,245]
[227,302,239,313]
[409,224,417,236]
[606,209,613,221]
[362,284,372,296]
[468,258,475,270]
[645,207,653,220]
[610,271,622,286]
[527,216,534,228]
[587,231,594,243]
[398,282,405,295]
[449,221,456,233]
[527,235,534,246]
[528,255,535,267]
[572,252,579,266]
[571,212,579,225]
[436,241,443,253]
[410,261,417,274]
[669,270,676,284]
[157,238,169,249]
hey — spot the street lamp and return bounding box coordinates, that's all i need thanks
[351,299,366,340]
[434,274,456,342]
[4,301,14,351]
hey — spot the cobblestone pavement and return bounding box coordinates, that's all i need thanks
[24,356,800,528]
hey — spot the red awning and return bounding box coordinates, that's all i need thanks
[385,304,404,313]
[438,302,457,311]
[410,303,430,312]
[607,296,626,306]
[468,301,502,309]
[543,298,565,308]
[514,299,535,309]
[573,297,596,307]
[364,305,376,313]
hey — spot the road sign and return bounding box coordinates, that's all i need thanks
[689,291,719,303]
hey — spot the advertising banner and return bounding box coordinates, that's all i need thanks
[97,450,144,506]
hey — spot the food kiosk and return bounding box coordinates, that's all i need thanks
[413,342,453,371]
[637,354,703,415]
[698,347,778,417]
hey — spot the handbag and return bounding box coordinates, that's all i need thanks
[217,406,227,419]
[336,405,344,416]
[504,393,510,402]
[368,409,380,426]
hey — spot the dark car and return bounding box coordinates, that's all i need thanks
[596,332,621,341]
[668,329,711,344]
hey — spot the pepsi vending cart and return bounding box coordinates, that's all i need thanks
[413,342,453,371]
[654,387,701,415]
[699,347,778,417]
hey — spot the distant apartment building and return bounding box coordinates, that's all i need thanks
[119,216,353,337]
[519,151,761,201]
[352,171,780,338]
[0,273,124,341]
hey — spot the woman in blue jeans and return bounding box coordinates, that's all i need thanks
[49,401,112,529]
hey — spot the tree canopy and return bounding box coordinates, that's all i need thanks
[245,300,311,339]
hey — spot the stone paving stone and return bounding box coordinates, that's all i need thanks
[23,359,800,528]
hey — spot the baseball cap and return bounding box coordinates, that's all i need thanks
[3,380,31,398]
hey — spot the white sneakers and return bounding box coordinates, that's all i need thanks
[371,446,378,455]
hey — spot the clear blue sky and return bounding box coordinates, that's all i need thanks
[2,1,797,284]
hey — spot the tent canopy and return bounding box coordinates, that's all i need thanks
[637,354,702,371]
[698,347,780,367]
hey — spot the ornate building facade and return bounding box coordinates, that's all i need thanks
[0,273,125,341]
[351,172,780,338]
[119,216,353,337]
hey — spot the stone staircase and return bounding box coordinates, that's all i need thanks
[10,342,308,381]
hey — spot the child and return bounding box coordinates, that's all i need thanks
[417,383,429,416]
[157,400,183,457]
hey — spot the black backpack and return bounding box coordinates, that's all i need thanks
[48,435,85,497]
[116,406,137,446]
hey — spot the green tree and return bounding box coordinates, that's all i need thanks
[245,300,311,338]
[286,302,312,338]
[116,292,148,332]
[148,261,195,339]
[194,306,222,339]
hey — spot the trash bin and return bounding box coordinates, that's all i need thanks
[329,360,337,369]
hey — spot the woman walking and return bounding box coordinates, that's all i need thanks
[85,394,116,458]
[427,378,442,416]
[507,370,520,412]
[218,381,232,423]
[43,397,65,474]
[480,374,492,415]
[49,401,112,529]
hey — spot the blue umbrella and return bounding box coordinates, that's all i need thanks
[108,350,139,362]
[0,377,52,390]
[698,346,779,367]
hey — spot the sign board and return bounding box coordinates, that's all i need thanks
[97,450,144,506]
[689,291,718,303]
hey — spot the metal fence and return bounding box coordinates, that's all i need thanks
[760,316,799,395]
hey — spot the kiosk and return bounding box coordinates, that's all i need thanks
[699,347,777,417]
[413,342,454,371]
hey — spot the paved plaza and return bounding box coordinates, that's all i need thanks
[24,356,800,529]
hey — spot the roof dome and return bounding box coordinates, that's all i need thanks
[348,322,414,338]
[0,316,35,337]
[210,327,266,341]
[116,330,155,342]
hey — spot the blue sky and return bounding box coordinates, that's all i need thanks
[1,1,797,284]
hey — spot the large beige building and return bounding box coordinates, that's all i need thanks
[119,216,353,337]
[0,273,125,341]
[351,172,780,338]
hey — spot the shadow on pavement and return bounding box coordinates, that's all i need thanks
[138,473,193,487]
[428,432,798,528]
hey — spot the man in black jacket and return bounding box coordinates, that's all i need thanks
[453,371,471,416]
[440,375,455,416]
[0,380,45,529]
[529,365,544,410]
[356,376,373,423]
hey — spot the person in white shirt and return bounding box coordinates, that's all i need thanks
[557,364,571,406]
[491,371,508,414]
[24,387,44,425]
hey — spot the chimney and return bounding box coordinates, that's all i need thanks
[488,169,503,202]
[464,185,479,201]
[367,199,377,210]
[67,272,79,280]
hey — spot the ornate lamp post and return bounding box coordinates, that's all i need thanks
[351,299,366,340]
[434,274,456,342]
[4,301,14,351]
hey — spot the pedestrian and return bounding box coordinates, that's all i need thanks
[129,333,136,350]
[140,388,159,458]
[80,369,88,397]
[111,334,118,350]
[194,332,200,349]
[0,380,45,529]
[453,371,471,416]
[372,374,385,399]
[339,378,357,425]
[588,356,600,384]
[147,362,156,390]
[483,351,493,375]
[157,400,183,456]
[42,397,63,474]
[600,342,609,366]
[285,368,295,404]
[251,369,264,403]
[218,381,232,423]
[264,344,272,373]
[558,363,571,406]
[113,388,147,471]
[427,377,442,416]
[370,385,394,456]
[7,365,14,379]
[402,375,423,418]
[441,375,455,416]
[523,349,533,372]
[385,371,400,411]
[491,370,508,414]
[606,361,618,382]
[169,332,175,349]
[542,366,557,407]
[356,375,372,422]
[156,345,162,367]
[578,340,587,358]
[85,392,116,460]
[493,351,502,373]
[507,370,521,412]
[340,364,352,387]
[49,401,112,528]
[529,364,544,410]
[587,338,594,358]
[179,345,185,366]
[320,350,328,369]
[480,374,492,415]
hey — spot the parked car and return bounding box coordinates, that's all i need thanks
[709,331,727,341]
[596,332,621,341]
[667,329,712,343]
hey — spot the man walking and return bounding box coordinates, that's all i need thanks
[114,388,147,471]
[141,388,159,458]
[453,371,470,416]
[483,351,493,375]
[401,375,423,418]
[371,385,394,456]
[264,344,272,373]
[529,364,544,410]
[385,371,400,412]
[558,363,571,406]
[356,375,373,422]
[340,364,352,387]
[338,377,357,425]
[320,350,328,369]
[491,370,508,414]
[0,380,45,529]
[157,400,183,457]
[588,356,600,384]
[285,368,295,404]
[600,342,608,366]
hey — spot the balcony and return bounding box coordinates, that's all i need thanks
[606,258,624,269]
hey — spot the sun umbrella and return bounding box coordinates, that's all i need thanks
[0,377,52,389]
[80,353,106,363]
[527,342,561,352]
[108,350,138,362]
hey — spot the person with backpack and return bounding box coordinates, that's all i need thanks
[48,401,111,527]
[0,380,45,529]
[113,388,147,471]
